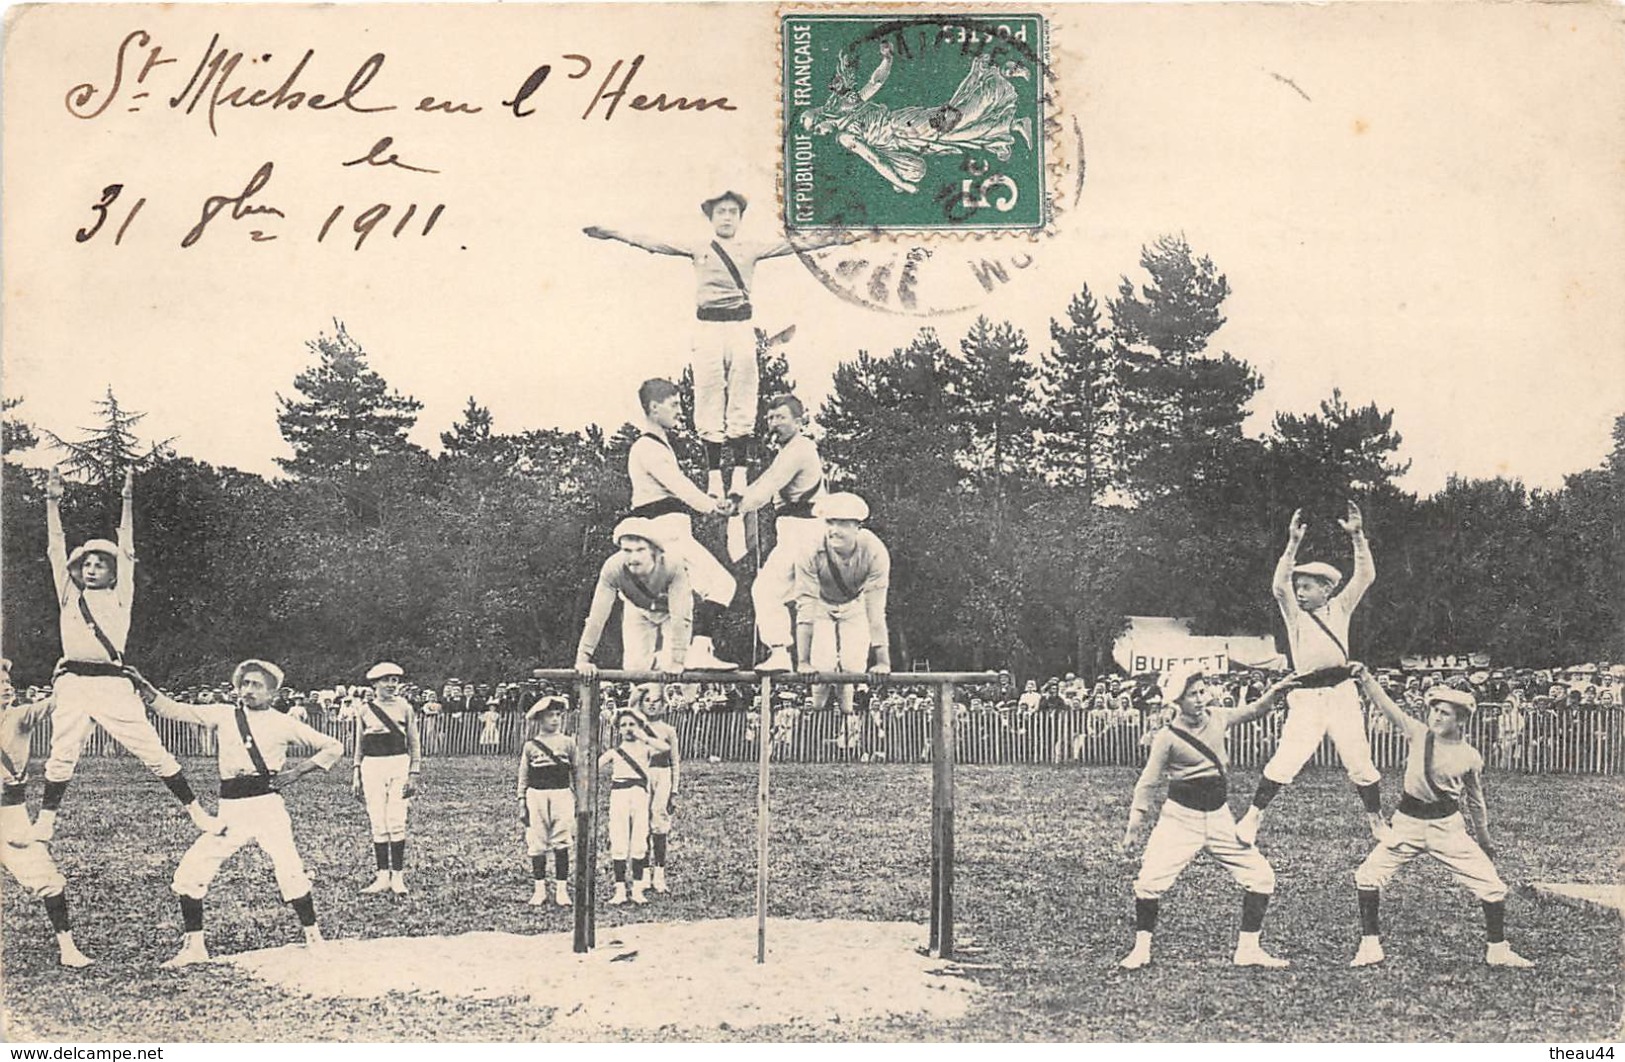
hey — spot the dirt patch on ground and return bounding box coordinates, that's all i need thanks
[224,918,979,1035]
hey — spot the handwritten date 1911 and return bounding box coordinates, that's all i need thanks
[76,163,447,250]
[317,202,445,250]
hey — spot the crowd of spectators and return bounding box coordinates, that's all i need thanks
[11,661,1621,720]
[12,662,1620,765]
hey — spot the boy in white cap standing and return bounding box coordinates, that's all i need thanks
[598,707,671,906]
[0,662,94,968]
[518,695,577,907]
[793,492,891,713]
[576,517,694,679]
[37,466,221,842]
[1237,503,1385,846]
[1347,665,1533,968]
[129,660,344,968]
[353,662,422,895]
[1118,665,1300,971]
[730,394,825,672]
[624,379,736,669]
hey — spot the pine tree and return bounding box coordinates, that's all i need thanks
[440,396,496,460]
[1037,287,1118,497]
[1109,235,1259,497]
[43,388,173,487]
[2,396,39,459]
[276,321,424,481]
[1266,388,1410,518]
[950,316,1038,510]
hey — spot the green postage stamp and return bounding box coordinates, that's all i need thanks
[783,13,1050,234]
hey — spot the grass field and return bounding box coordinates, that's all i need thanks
[2,755,1621,1042]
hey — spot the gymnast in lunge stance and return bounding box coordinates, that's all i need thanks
[129,661,344,968]
[1119,665,1300,970]
[1347,664,1533,969]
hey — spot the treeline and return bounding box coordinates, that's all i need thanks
[3,237,1620,687]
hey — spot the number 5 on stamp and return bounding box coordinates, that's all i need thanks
[782,13,1049,233]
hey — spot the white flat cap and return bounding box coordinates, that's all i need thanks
[232,659,285,691]
[1425,686,1477,716]
[67,539,121,568]
[1159,663,1206,705]
[814,492,869,521]
[1291,561,1343,586]
[613,517,667,551]
[526,695,568,719]
[366,662,406,681]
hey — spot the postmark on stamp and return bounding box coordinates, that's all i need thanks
[783,13,1050,235]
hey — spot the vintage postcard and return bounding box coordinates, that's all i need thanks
[2,1,1622,1046]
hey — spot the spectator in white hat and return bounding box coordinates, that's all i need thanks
[794,492,892,713]
[353,661,422,895]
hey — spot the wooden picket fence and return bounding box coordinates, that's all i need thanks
[26,703,1625,775]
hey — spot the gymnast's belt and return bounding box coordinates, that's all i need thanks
[697,304,753,322]
[649,752,673,769]
[1396,792,1459,820]
[528,765,572,790]
[53,659,132,681]
[361,732,409,757]
[611,778,647,790]
[1,784,26,806]
[777,480,825,520]
[1291,665,1355,690]
[220,774,277,800]
[627,497,689,519]
[1168,775,1229,812]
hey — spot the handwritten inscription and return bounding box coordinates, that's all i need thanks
[62,28,742,253]
[77,162,447,250]
[67,29,738,130]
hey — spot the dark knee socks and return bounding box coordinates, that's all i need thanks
[1250,776,1283,811]
[1358,888,1381,937]
[160,771,197,806]
[288,893,318,928]
[1134,897,1159,932]
[43,892,70,933]
[1241,890,1271,933]
[42,780,69,812]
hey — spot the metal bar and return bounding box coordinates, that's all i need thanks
[756,673,773,964]
[534,669,1002,685]
[572,676,600,953]
[932,680,956,959]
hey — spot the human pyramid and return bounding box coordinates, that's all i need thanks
[1,190,1532,978]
